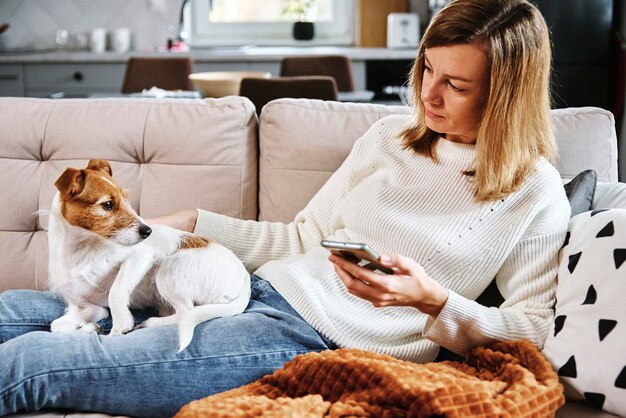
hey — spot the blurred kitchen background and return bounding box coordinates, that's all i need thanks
[0,0,434,52]
[0,0,624,128]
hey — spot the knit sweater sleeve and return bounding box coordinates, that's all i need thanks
[423,176,570,355]
[192,120,381,272]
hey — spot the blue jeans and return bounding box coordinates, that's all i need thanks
[0,276,336,417]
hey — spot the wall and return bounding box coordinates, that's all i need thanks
[0,0,431,52]
[0,0,184,52]
[408,0,430,28]
[616,0,626,41]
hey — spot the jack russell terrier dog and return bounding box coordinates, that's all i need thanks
[47,159,250,351]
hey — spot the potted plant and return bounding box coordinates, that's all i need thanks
[283,0,318,41]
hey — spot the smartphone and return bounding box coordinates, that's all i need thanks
[321,239,394,274]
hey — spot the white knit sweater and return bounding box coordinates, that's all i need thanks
[194,115,570,362]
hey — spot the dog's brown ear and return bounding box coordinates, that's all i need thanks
[55,168,86,196]
[87,159,112,177]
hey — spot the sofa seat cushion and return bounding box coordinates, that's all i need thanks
[556,401,622,417]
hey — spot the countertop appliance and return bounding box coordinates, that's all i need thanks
[387,13,419,49]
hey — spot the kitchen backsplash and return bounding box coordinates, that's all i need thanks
[0,0,184,52]
[1,0,432,52]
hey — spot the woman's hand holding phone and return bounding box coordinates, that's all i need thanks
[320,240,394,274]
[325,243,449,317]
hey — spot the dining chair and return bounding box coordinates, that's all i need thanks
[121,57,194,93]
[239,76,338,116]
[279,55,355,92]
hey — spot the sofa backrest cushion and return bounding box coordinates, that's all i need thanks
[258,99,618,223]
[258,99,409,222]
[0,96,257,291]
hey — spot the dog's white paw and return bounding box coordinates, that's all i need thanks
[52,317,102,334]
[78,322,101,334]
[133,319,151,330]
[109,313,134,336]
[109,324,133,336]
[50,318,81,334]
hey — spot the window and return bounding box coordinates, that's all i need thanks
[186,0,355,46]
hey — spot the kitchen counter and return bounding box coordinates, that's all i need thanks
[0,46,417,64]
[0,46,417,98]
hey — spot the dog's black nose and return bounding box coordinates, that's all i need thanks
[138,225,152,239]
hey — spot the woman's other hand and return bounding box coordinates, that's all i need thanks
[329,253,449,317]
[144,209,198,232]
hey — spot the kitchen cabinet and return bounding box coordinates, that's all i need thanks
[0,65,24,96]
[0,61,368,98]
[356,0,407,47]
[19,62,276,98]
[24,63,125,97]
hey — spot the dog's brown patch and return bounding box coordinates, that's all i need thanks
[57,163,136,239]
[178,235,212,250]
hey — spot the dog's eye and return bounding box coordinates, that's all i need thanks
[101,201,115,211]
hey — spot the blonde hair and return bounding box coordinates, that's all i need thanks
[402,0,554,201]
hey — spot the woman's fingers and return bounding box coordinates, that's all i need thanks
[333,264,373,294]
[330,255,402,306]
[379,253,422,276]
[329,254,390,288]
[333,264,397,306]
[330,252,448,314]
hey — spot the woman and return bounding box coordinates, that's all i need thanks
[0,0,569,416]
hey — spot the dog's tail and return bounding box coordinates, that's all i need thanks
[177,291,250,352]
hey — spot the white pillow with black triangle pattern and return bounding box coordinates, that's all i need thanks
[543,208,626,416]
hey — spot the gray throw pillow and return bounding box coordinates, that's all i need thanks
[564,169,597,217]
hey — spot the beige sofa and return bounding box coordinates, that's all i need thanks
[0,96,623,417]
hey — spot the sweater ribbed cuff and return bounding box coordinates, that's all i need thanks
[422,290,478,355]
[193,209,227,243]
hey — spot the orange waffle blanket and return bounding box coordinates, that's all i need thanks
[175,339,564,418]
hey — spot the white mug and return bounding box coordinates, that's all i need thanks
[55,29,69,50]
[111,28,131,53]
[90,28,107,53]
